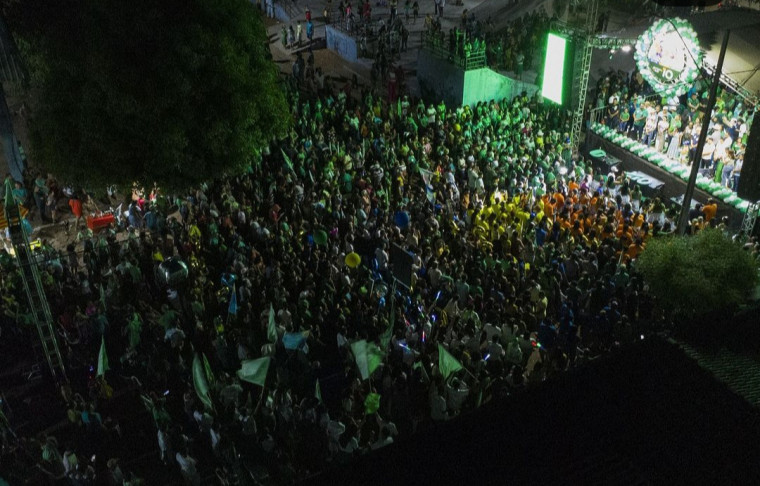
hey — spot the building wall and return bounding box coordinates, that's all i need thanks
[273,2,290,23]
[417,51,539,107]
[325,26,358,64]
[417,52,465,107]
[463,68,539,106]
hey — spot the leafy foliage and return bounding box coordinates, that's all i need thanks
[636,229,758,318]
[8,0,289,191]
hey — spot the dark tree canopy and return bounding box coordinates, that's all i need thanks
[636,229,758,318]
[9,0,290,191]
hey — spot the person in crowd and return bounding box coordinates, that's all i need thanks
[654,107,669,153]
[642,103,658,146]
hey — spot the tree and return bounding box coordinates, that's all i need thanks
[7,0,290,191]
[636,229,758,318]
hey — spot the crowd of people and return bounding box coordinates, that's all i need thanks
[483,9,551,79]
[422,17,488,70]
[2,6,759,485]
[5,73,724,484]
[597,71,755,191]
[419,6,551,77]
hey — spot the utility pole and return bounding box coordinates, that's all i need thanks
[677,29,730,236]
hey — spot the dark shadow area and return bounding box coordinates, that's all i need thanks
[675,302,760,354]
[306,337,760,485]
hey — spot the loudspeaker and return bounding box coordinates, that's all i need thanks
[737,114,760,201]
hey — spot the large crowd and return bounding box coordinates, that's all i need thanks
[420,6,551,78]
[596,67,755,192]
[483,9,550,79]
[1,8,758,486]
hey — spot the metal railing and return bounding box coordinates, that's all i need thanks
[588,106,606,127]
[421,31,486,71]
[702,57,758,107]
[329,14,365,35]
[328,16,408,60]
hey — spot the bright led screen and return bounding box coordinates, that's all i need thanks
[541,33,567,105]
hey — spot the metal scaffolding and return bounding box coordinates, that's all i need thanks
[3,179,67,382]
[740,201,760,239]
[569,0,599,150]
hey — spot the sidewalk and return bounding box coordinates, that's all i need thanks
[262,0,550,95]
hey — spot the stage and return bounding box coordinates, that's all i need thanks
[585,129,746,226]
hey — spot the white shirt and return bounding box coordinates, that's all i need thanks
[327,420,346,440]
[340,437,360,453]
[483,323,501,341]
[446,383,469,411]
[430,392,448,421]
[158,429,169,452]
[176,453,198,475]
[370,436,394,450]
[375,248,389,270]
[487,341,505,358]
[210,428,221,451]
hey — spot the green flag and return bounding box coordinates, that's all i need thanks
[414,360,430,383]
[99,283,106,311]
[267,303,278,344]
[367,342,384,376]
[380,298,394,350]
[97,336,109,377]
[202,353,215,387]
[438,343,463,380]
[281,148,294,172]
[364,392,381,415]
[140,394,155,414]
[315,380,322,403]
[351,340,384,380]
[192,354,214,411]
[237,357,271,387]
[127,313,142,349]
[350,340,369,380]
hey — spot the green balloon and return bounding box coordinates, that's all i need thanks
[314,230,328,246]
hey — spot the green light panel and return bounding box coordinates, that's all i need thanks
[541,33,567,105]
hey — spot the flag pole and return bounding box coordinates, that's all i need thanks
[677,29,730,235]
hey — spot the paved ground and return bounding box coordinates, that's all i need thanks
[261,0,556,94]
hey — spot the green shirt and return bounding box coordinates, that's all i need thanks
[668,117,681,135]
[633,107,647,125]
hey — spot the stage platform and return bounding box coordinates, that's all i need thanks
[585,128,750,227]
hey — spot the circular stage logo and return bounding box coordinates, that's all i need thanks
[635,18,702,98]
